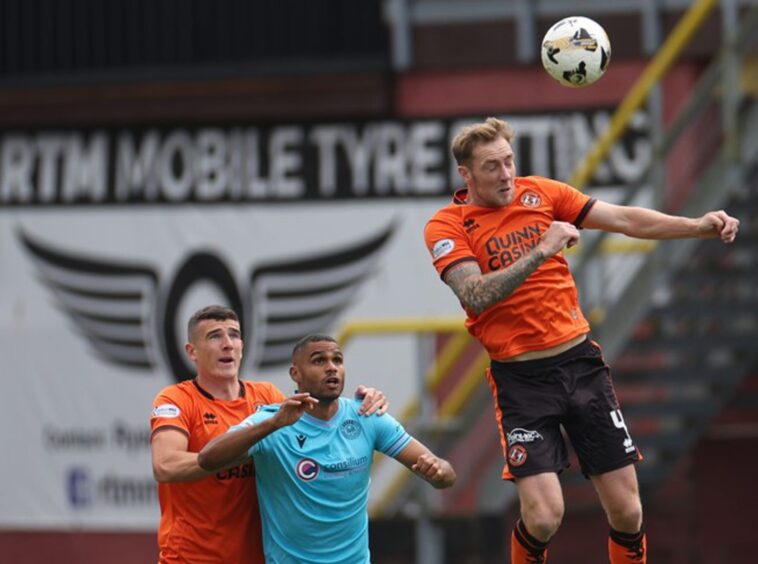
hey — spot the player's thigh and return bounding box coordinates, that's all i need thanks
[590,464,642,523]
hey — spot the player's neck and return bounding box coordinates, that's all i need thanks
[195,373,241,401]
[309,398,339,421]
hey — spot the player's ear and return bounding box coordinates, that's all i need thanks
[458,164,471,184]
[289,365,300,385]
[185,342,196,362]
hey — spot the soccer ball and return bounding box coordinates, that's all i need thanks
[541,16,611,88]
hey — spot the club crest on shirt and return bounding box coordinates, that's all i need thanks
[521,192,541,208]
[295,458,319,481]
[340,419,362,440]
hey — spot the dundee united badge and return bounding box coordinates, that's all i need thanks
[508,444,528,467]
[521,192,541,208]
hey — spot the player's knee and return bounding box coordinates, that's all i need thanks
[606,499,643,532]
[522,503,564,541]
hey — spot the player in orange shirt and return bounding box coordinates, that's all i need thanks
[150,305,388,564]
[424,117,739,564]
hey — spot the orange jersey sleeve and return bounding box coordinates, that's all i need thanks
[150,383,196,438]
[150,379,285,564]
[424,189,479,280]
[424,177,596,360]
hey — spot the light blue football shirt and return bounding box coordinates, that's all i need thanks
[230,397,412,564]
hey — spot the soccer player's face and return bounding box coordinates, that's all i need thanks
[292,341,345,401]
[186,319,243,380]
[461,137,516,208]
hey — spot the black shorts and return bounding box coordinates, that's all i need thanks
[486,338,642,480]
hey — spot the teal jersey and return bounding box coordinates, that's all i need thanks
[230,397,411,564]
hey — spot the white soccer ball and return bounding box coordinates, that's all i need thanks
[541,16,611,88]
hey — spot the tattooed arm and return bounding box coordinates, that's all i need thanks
[444,221,580,314]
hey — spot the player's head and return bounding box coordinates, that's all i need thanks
[185,305,243,380]
[289,334,344,402]
[452,117,517,208]
[187,305,239,342]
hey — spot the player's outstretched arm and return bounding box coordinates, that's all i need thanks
[444,221,580,314]
[395,438,456,489]
[583,200,740,243]
[198,392,318,472]
[354,384,389,416]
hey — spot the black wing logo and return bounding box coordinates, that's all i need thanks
[19,230,160,369]
[18,222,395,379]
[248,224,395,368]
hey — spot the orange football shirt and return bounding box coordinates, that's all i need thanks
[424,176,596,360]
[150,379,286,564]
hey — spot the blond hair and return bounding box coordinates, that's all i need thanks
[451,117,515,167]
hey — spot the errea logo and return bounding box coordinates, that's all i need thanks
[463,218,480,233]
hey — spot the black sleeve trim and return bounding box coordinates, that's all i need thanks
[150,425,190,442]
[440,257,478,280]
[573,198,597,228]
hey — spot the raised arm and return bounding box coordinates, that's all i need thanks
[198,392,318,472]
[583,200,739,243]
[197,418,277,472]
[444,221,580,314]
[394,438,456,489]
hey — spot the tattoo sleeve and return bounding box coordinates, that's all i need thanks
[444,249,547,314]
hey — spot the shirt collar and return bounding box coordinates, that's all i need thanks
[453,188,469,204]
